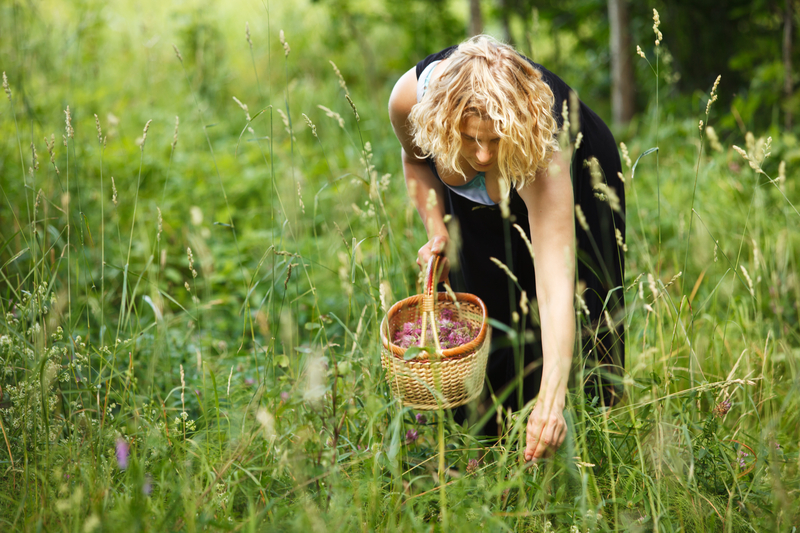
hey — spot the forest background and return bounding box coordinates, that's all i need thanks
[1,0,799,531]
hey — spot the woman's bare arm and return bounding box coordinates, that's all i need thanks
[516,148,576,461]
[388,67,450,272]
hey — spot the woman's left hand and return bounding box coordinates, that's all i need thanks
[524,395,567,462]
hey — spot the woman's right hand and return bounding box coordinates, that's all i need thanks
[417,234,450,283]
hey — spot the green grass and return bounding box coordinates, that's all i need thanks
[1,1,799,531]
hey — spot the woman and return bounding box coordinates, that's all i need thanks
[388,36,625,462]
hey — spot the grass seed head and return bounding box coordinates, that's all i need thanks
[156,207,162,242]
[329,61,349,95]
[345,94,359,122]
[615,228,627,252]
[172,44,183,63]
[575,204,589,231]
[232,96,252,122]
[140,119,152,151]
[172,116,179,151]
[637,45,645,58]
[64,106,74,139]
[706,126,723,152]
[620,142,631,168]
[30,142,38,171]
[705,75,721,115]
[280,30,290,57]
[653,9,662,46]
[94,114,102,145]
[2,71,10,101]
[246,22,252,49]
[111,177,118,205]
[318,105,345,129]
[302,113,317,137]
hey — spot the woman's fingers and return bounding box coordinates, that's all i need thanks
[524,408,567,463]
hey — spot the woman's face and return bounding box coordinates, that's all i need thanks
[459,116,501,172]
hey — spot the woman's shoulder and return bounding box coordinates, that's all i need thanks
[415,46,458,79]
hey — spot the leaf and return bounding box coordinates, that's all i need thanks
[402,345,432,361]
[631,147,659,181]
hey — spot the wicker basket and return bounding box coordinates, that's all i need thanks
[380,255,491,410]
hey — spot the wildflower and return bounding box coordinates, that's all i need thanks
[280,391,290,402]
[405,429,419,444]
[737,450,749,468]
[466,458,479,475]
[415,413,427,424]
[712,398,731,417]
[116,438,129,470]
[143,474,153,496]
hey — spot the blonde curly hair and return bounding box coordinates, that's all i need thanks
[410,35,560,191]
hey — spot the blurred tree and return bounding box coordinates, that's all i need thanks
[470,0,484,37]
[608,0,635,125]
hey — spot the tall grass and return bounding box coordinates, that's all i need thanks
[0,2,798,532]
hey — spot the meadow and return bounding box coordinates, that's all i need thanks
[0,1,798,531]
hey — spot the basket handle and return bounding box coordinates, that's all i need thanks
[419,254,444,351]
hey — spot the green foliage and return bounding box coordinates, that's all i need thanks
[0,1,799,532]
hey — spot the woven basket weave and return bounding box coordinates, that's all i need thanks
[380,255,491,410]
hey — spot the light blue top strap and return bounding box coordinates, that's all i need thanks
[446,172,496,205]
[416,60,441,102]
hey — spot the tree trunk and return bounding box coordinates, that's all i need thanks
[469,0,483,37]
[784,0,793,130]
[608,0,635,126]
[499,0,514,45]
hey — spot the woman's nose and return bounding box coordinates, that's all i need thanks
[476,146,492,163]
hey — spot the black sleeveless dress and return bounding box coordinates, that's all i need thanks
[415,47,625,430]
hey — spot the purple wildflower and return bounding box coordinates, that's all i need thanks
[738,450,749,468]
[143,474,152,495]
[280,391,290,401]
[415,413,427,425]
[466,458,479,475]
[116,438,129,470]
[712,399,731,418]
[393,315,478,349]
[245,377,255,386]
[405,429,419,444]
